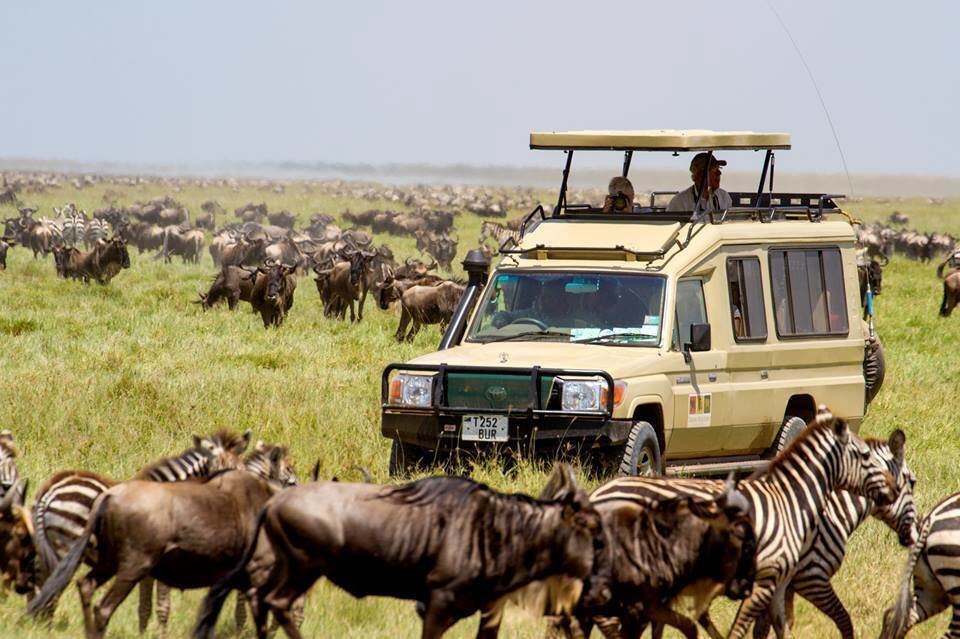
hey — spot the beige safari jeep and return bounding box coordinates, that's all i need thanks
[381,130,876,477]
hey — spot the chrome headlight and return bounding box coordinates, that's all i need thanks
[560,379,603,411]
[389,373,434,407]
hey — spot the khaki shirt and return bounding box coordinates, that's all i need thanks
[666,185,733,213]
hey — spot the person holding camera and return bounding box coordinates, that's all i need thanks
[667,152,733,213]
[603,176,635,212]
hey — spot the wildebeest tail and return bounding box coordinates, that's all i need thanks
[27,494,110,616]
[881,513,933,639]
[194,506,268,639]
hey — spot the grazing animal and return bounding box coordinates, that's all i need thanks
[590,409,901,639]
[393,280,465,342]
[938,258,960,317]
[30,430,252,621]
[72,237,131,285]
[27,467,286,639]
[858,257,885,318]
[0,237,13,270]
[161,226,204,263]
[197,265,257,310]
[143,441,300,638]
[250,262,297,327]
[83,218,110,249]
[315,250,375,322]
[195,464,605,639]
[881,492,960,639]
[0,478,34,597]
[504,476,756,639]
[479,220,521,248]
[750,435,916,639]
[0,431,20,498]
[52,245,83,279]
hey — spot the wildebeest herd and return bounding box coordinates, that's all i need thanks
[0,409,958,637]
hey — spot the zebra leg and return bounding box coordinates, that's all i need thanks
[768,585,791,639]
[727,583,777,639]
[137,578,153,633]
[156,582,171,639]
[234,591,247,628]
[795,580,853,639]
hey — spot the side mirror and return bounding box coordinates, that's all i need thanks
[683,323,711,363]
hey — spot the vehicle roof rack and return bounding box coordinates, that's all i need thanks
[530,129,791,151]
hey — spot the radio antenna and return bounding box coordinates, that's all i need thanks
[764,0,854,197]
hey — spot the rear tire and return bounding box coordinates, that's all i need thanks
[772,416,807,456]
[619,421,662,476]
[388,439,431,478]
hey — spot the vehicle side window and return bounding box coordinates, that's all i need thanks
[769,247,849,337]
[726,257,767,342]
[673,278,707,350]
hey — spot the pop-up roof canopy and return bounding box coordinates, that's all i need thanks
[529,129,791,151]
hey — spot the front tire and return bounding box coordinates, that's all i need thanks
[619,421,662,476]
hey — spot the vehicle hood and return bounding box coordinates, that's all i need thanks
[404,341,662,379]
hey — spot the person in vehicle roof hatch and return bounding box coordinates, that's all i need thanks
[667,152,733,213]
[603,176,635,212]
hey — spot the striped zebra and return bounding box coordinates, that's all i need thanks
[84,218,110,249]
[0,430,19,498]
[478,220,520,249]
[145,440,300,638]
[589,409,904,639]
[60,213,85,248]
[751,436,916,639]
[30,429,252,622]
[882,492,960,638]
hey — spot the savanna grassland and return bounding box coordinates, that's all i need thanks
[0,178,958,638]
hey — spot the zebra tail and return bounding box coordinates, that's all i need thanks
[27,494,110,616]
[193,506,268,639]
[881,513,933,639]
[31,497,65,586]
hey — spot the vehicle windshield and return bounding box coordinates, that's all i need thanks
[466,271,665,346]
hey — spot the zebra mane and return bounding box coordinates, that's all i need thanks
[754,412,841,479]
[133,447,210,481]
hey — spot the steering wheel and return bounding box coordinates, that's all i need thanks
[508,317,549,331]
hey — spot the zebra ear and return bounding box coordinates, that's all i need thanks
[238,430,252,453]
[192,435,203,450]
[888,429,906,463]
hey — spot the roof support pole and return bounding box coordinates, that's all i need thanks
[756,149,773,204]
[554,150,573,217]
[769,152,776,192]
[622,150,633,178]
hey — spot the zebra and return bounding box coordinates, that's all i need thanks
[84,218,110,249]
[882,492,960,638]
[59,213,85,248]
[588,409,904,639]
[478,220,520,249]
[751,436,917,639]
[0,430,19,499]
[30,429,252,624]
[145,439,300,638]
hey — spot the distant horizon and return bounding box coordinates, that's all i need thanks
[3,157,960,198]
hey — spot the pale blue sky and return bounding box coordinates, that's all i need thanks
[2,1,957,175]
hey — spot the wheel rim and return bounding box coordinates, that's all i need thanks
[636,445,655,476]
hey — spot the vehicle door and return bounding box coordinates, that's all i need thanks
[664,276,730,459]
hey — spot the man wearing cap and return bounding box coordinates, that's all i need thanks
[666,152,733,213]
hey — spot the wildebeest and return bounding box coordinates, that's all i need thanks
[250,262,297,327]
[315,249,376,322]
[52,245,82,279]
[857,256,886,318]
[197,265,258,310]
[940,268,960,317]
[161,226,205,263]
[220,235,268,268]
[0,479,33,597]
[27,464,288,639]
[392,280,465,342]
[194,464,604,639]
[72,237,131,285]
[535,477,756,639]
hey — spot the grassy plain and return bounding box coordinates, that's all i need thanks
[0,181,958,638]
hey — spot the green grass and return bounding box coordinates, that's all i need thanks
[0,183,958,637]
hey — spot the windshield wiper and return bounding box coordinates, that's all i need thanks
[483,330,571,343]
[572,332,656,344]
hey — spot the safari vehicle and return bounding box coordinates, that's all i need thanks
[381,129,874,477]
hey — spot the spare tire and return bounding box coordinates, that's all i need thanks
[864,334,886,406]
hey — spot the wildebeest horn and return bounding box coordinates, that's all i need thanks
[878,253,890,266]
[426,258,438,271]
[405,256,415,266]
[310,460,321,482]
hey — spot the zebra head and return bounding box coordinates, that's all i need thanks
[245,441,298,488]
[821,408,899,507]
[192,429,252,473]
[867,431,917,546]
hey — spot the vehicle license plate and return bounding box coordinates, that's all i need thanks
[461,415,508,442]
